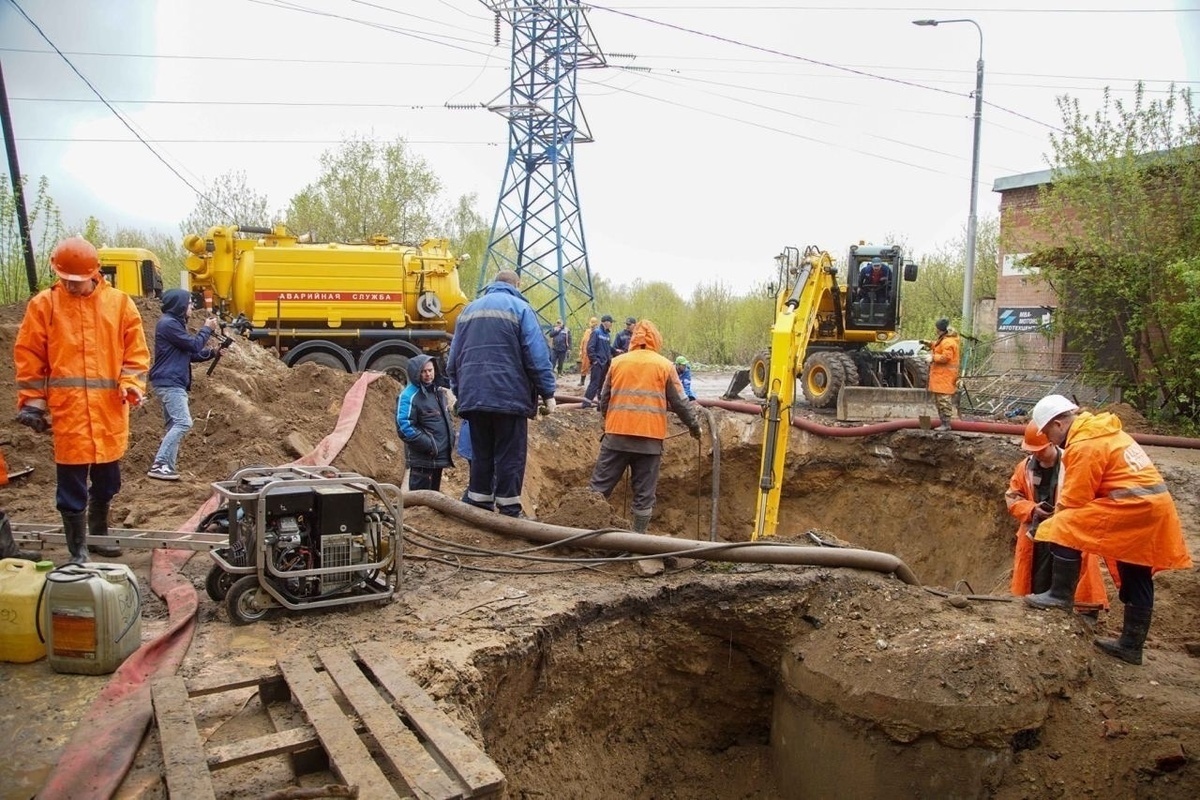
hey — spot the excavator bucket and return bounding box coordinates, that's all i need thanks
[836,387,939,422]
[723,369,752,400]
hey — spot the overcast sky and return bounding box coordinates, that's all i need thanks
[1,0,1197,296]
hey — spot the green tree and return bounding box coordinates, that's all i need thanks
[0,174,64,302]
[180,170,271,237]
[444,193,489,298]
[1028,84,1200,422]
[287,136,441,242]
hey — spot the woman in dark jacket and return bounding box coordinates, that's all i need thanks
[395,354,455,490]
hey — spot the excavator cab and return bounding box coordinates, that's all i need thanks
[845,246,911,332]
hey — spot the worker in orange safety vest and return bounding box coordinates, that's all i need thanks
[1024,394,1193,665]
[589,319,700,537]
[14,236,150,564]
[1005,420,1108,615]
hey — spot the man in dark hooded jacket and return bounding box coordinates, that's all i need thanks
[395,354,456,491]
[147,290,217,481]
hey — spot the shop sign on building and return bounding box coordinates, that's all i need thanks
[998,306,1053,333]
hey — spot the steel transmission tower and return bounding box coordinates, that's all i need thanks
[479,1,605,326]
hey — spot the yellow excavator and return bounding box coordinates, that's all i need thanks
[744,244,920,539]
[727,242,923,410]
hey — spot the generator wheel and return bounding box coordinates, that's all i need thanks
[801,352,846,408]
[369,353,410,386]
[749,349,771,399]
[205,564,236,602]
[227,575,270,625]
[903,357,930,389]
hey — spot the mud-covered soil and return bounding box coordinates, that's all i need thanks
[1,296,1198,799]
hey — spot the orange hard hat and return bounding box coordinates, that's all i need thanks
[1021,420,1051,452]
[51,236,99,282]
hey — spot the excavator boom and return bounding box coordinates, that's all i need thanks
[753,246,836,540]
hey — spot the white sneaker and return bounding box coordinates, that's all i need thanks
[147,463,180,481]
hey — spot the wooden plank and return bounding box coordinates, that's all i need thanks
[355,642,505,797]
[152,676,218,800]
[186,669,282,698]
[279,653,400,800]
[206,725,321,771]
[318,647,463,800]
[266,699,328,776]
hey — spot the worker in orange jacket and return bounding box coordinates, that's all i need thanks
[1025,394,1193,665]
[14,237,150,564]
[923,318,960,431]
[578,316,598,389]
[589,320,700,536]
[1005,421,1107,614]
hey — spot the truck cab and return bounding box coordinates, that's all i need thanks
[96,247,164,298]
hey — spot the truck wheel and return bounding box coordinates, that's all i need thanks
[832,352,862,388]
[801,352,846,408]
[750,349,771,399]
[369,353,410,385]
[227,575,271,625]
[293,351,347,372]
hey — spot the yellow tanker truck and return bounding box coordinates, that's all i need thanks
[183,224,470,380]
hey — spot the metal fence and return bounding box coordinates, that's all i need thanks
[959,349,1120,420]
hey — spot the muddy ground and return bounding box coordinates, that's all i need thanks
[1,297,1198,799]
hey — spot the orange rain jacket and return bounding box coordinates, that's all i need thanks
[600,321,694,442]
[14,280,150,465]
[1005,452,1108,608]
[928,330,960,395]
[580,322,597,376]
[1035,412,1192,571]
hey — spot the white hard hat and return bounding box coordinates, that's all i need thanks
[1031,394,1079,433]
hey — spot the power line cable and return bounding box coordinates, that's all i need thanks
[5,0,233,218]
[598,4,1195,11]
[4,45,1191,88]
[588,1,1067,131]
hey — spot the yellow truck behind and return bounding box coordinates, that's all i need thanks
[96,246,164,298]
[183,225,470,381]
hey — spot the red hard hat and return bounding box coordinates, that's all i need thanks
[1021,420,1050,452]
[51,236,99,282]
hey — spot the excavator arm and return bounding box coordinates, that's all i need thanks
[753,246,836,540]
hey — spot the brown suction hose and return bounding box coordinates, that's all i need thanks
[403,490,920,585]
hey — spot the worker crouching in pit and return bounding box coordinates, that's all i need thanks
[588,320,701,535]
[1023,394,1194,665]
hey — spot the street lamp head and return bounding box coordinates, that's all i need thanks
[912,19,939,26]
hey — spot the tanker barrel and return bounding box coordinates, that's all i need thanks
[237,225,273,235]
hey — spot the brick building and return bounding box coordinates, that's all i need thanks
[991,167,1066,372]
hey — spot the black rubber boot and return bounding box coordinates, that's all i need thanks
[631,512,652,534]
[937,415,952,431]
[1095,605,1152,665]
[1024,554,1081,610]
[62,511,88,565]
[0,511,40,561]
[87,501,123,557]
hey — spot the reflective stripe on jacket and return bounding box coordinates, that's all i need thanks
[15,281,150,464]
[1004,453,1108,607]
[928,331,960,395]
[1035,412,1192,570]
[603,350,675,439]
[446,281,556,418]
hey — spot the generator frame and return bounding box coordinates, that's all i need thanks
[205,465,402,624]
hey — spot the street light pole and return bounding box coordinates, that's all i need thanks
[914,18,984,338]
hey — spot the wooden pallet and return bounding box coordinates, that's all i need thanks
[152,644,505,799]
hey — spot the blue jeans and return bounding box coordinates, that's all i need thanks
[152,385,193,470]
